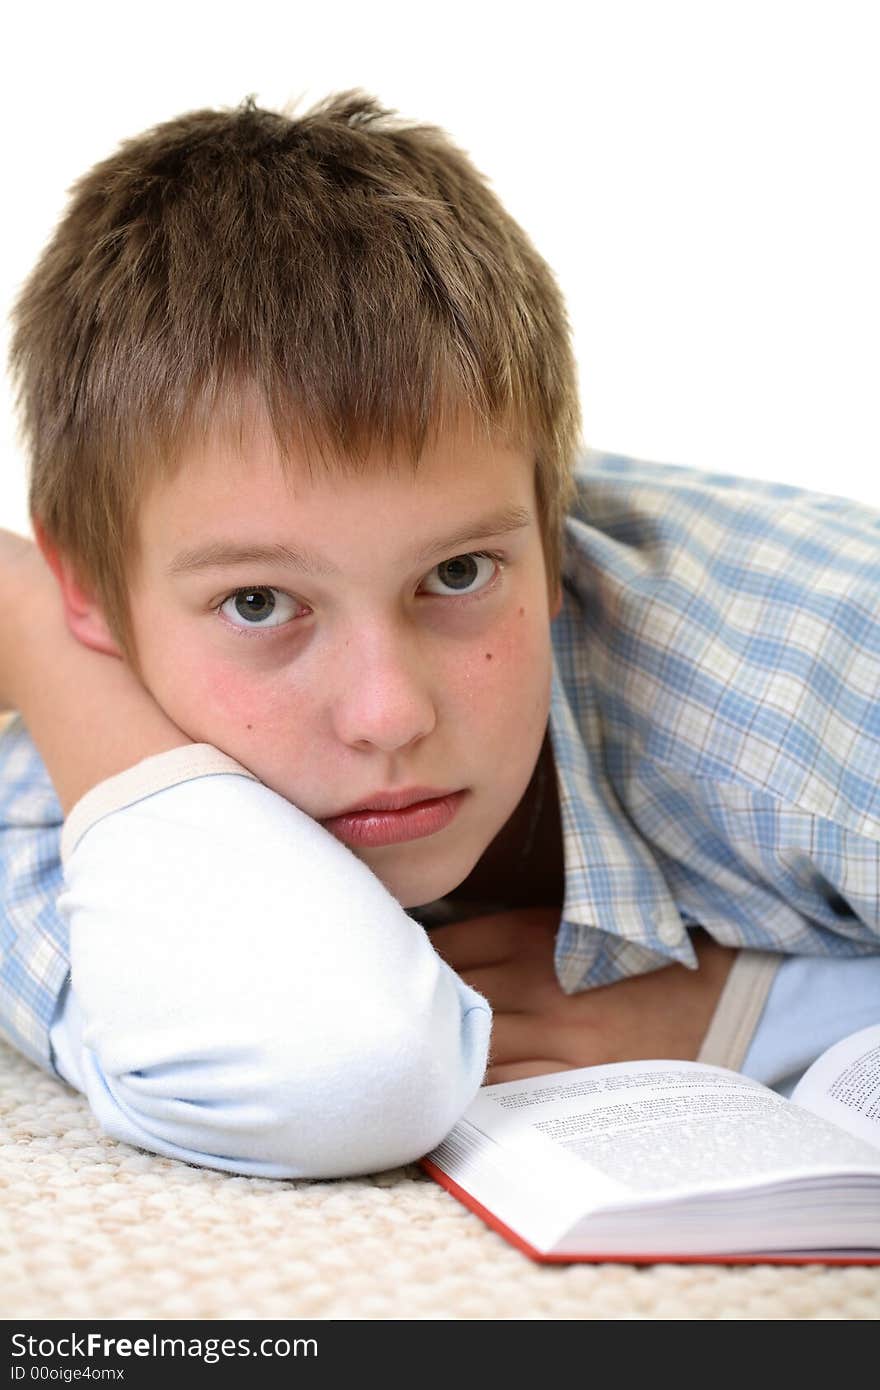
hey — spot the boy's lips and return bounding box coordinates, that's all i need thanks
[320,789,467,848]
[329,786,459,815]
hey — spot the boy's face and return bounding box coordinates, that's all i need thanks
[124,414,559,908]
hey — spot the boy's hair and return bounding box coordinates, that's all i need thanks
[9,92,581,664]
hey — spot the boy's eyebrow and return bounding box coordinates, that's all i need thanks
[167,505,533,578]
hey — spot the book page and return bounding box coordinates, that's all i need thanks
[791,1023,880,1149]
[471,1059,880,1198]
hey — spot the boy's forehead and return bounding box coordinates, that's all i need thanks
[136,413,538,576]
[147,413,535,522]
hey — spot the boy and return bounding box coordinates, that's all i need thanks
[1,94,879,1179]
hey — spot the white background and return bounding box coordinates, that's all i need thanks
[1,0,878,534]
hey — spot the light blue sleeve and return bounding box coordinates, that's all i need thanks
[49,768,492,1179]
[740,953,880,1097]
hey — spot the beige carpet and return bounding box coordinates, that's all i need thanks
[1,1041,878,1320]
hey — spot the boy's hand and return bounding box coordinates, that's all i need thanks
[429,908,736,1084]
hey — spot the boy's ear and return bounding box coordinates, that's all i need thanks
[33,520,125,659]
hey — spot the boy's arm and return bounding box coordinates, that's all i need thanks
[0,531,192,809]
[55,760,492,1177]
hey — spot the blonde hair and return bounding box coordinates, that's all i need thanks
[10,92,582,663]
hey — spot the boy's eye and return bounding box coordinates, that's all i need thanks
[420,551,502,596]
[216,551,503,632]
[218,587,303,630]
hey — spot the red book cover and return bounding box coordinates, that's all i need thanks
[419,1157,880,1266]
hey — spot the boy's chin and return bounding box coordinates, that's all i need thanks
[378,850,486,913]
[393,874,471,913]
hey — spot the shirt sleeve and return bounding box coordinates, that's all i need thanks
[739,951,880,1097]
[50,744,492,1179]
[696,946,880,1096]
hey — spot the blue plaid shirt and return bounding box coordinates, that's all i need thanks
[3,450,880,1076]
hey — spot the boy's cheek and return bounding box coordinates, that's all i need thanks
[468,601,552,684]
[135,635,312,763]
[454,610,553,740]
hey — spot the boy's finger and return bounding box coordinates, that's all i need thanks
[484,1060,573,1085]
[485,1012,570,1067]
[426,914,522,968]
[451,962,540,1013]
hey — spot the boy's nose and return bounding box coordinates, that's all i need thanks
[331,629,437,753]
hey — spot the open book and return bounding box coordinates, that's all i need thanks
[421,1023,880,1264]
